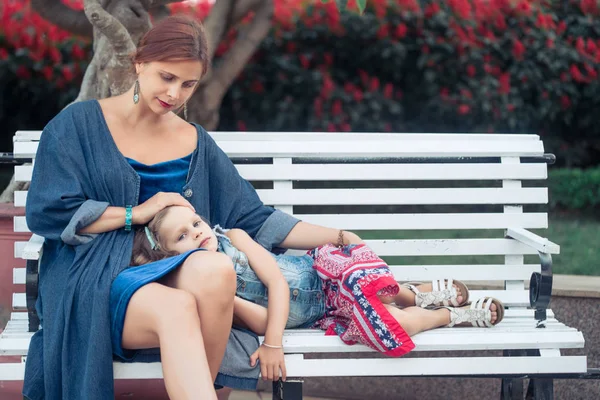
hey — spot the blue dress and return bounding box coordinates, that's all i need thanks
[110,154,198,360]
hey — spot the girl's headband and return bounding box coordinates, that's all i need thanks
[144,226,159,250]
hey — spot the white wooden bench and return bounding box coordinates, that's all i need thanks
[0,130,588,399]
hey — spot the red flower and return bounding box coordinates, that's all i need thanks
[286,42,297,53]
[570,64,587,83]
[383,83,393,99]
[49,47,61,63]
[250,80,265,94]
[340,123,351,132]
[327,123,336,132]
[560,95,571,110]
[546,39,554,49]
[377,24,390,39]
[41,66,53,80]
[440,87,450,99]
[466,65,476,77]
[507,104,515,112]
[458,104,470,115]
[576,37,586,54]
[499,73,510,95]
[516,0,531,16]
[557,21,567,34]
[512,39,525,60]
[71,43,85,60]
[424,3,440,18]
[422,45,430,54]
[384,123,392,132]
[370,77,380,91]
[494,15,507,30]
[299,54,310,69]
[0,48,8,60]
[62,66,74,82]
[358,69,369,85]
[587,39,597,53]
[460,89,472,99]
[324,53,333,66]
[353,90,363,102]
[237,121,247,131]
[584,64,598,79]
[16,65,31,79]
[395,23,407,39]
[542,91,549,99]
[332,100,343,116]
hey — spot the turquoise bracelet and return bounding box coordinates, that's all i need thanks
[124,205,132,231]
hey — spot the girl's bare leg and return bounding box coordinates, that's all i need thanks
[233,296,269,335]
[121,283,217,400]
[161,251,237,381]
[378,282,464,307]
[383,304,498,336]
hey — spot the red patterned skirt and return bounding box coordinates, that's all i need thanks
[308,243,415,357]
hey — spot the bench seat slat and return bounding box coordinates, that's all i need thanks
[389,264,540,281]
[256,188,548,206]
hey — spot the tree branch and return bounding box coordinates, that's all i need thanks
[209,0,272,101]
[202,0,236,61]
[31,0,93,37]
[83,0,136,56]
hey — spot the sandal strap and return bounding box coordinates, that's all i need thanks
[446,297,494,328]
[414,279,459,308]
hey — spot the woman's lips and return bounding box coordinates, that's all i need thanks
[158,99,173,108]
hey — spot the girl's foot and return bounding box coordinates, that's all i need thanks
[440,297,504,328]
[401,279,469,308]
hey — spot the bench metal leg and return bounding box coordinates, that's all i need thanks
[526,378,553,400]
[272,379,303,400]
[501,350,526,400]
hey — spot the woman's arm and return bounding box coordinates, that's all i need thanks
[278,221,364,250]
[78,192,195,235]
[226,229,289,346]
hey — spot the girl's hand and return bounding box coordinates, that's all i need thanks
[250,345,287,382]
[132,192,195,225]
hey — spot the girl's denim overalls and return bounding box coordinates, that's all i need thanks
[214,226,325,328]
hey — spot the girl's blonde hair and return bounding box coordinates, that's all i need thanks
[130,207,213,266]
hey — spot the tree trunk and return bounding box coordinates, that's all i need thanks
[1,0,273,202]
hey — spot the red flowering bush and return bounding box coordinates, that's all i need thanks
[2,0,600,167]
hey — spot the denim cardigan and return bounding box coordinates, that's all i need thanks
[23,99,299,400]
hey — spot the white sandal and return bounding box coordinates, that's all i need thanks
[402,279,470,308]
[439,297,505,328]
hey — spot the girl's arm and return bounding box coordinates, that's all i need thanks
[278,221,364,250]
[226,229,289,346]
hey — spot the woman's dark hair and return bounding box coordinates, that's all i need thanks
[132,15,210,77]
[130,207,212,266]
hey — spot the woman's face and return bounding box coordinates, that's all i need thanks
[157,206,218,253]
[135,59,202,115]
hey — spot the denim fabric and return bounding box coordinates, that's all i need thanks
[215,226,325,329]
[23,99,301,400]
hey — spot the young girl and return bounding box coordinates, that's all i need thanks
[132,206,505,379]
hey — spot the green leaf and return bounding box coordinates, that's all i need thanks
[356,0,367,14]
[335,0,348,11]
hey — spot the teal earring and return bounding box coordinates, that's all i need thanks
[133,79,140,104]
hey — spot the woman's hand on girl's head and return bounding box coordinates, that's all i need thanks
[132,192,195,225]
[250,345,287,382]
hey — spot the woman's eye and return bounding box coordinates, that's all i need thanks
[183,82,195,88]
[161,75,174,82]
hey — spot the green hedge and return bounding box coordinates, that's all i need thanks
[549,167,600,212]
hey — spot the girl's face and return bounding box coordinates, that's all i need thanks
[156,206,218,253]
[135,59,202,115]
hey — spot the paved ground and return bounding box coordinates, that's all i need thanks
[0,380,336,399]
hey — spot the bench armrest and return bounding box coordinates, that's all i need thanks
[21,234,44,260]
[506,228,556,324]
[505,228,560,254]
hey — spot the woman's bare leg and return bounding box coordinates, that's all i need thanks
[161,251,237,381]
[121,282,217,400]
[216,387,233,400]
[233,297,268,335]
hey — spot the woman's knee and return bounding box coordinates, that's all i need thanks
[155,289,200,328]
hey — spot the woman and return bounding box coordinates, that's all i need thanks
[23,15,364,400]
